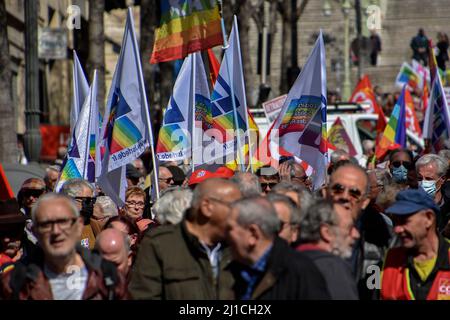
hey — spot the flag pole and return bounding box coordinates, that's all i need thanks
[127,7,160,199]
[83,70,96,181]
[191,54,196,174]
[217,0,245,171]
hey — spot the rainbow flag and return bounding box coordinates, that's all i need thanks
[396,62,420,91]
[375,86,407,159]
[151,0,223,64]
[56,71,99,191]
[255,32,328,190]
[98,8,154,206]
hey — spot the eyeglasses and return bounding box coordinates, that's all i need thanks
[329,183,365,202]
[22,188,45,198]
[392,161,413,170]
[158,177,174,184]
[208,197,232,208]
[126,201,145,208]
[74,197,96,206]
[291,175,309,183]
[35,217,78,233]
[261,182,277,190]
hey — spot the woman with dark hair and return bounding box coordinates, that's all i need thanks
[436,32,449,71]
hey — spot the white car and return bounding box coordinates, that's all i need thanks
[249,103,424,159]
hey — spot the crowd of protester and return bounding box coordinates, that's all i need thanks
[1,143,450,300]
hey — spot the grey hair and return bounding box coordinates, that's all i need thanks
[153,187,193,225]
[438,149,450,162]
[94,196,118,218]
[416,154,449,177]
[266,193,299,225]
[59,179,94,198]
[299,200,337,243]
[31,192,79,222]
[230,172,262,197]
[272,181,314,213]
[46,165,60,174]
[231,197,280,237]
[367,168,391,186]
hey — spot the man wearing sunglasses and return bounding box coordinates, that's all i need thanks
[256,166,280,194]
[158,166,175,191]
[60,179,97,250]
[324,162,370,220]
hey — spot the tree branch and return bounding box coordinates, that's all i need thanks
[295,0,309,19]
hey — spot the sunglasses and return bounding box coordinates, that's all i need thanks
[74,197,96,206]
[330,183,365,202]
[22,189,45,198]
[391,161,413,170]
[158,177,174,184]
[261,182,277,190]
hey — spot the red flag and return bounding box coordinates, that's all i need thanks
[421,81,429,115]
[0,164,14,200]
[404,89,422,137]
[350,75,387,141]
[207,48,220,85]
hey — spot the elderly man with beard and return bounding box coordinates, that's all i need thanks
[296,200,360,299]
[381,189,450,300]
[0,193,128,300]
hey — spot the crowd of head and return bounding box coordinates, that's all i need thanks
[1,145,450,300]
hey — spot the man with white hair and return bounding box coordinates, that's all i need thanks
[227,196,330,300]
[415,154,450,231]
[230,172,262,197]
[152,187,192,225]
[92,196,118,230]
[44,165,60,192]
[0,193,127,300]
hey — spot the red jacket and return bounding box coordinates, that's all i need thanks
[0,247,129,300]
[381,238,450,300]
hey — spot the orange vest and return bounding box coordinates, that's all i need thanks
[381,246,450,300]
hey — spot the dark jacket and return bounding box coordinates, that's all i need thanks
[231,237,331,300]
[129,221,235,300]
[0,246,128,300]
[298,248,359,300]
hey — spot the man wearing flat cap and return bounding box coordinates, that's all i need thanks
[380,189,450,300]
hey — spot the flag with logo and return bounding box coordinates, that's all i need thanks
[56,71,99,191]
[209,16,250,170]
[327,117,357,157]
[206,38,260,171]
[375,85,407,159]
[404,89,422,137]
[150,0,223,64]
[98,8,154,206]
[350,75,386,141]
[422,69,450,153]
[255,32,327,190]
[70,51,89,137]
[412,59,430,90]
[396,62,420,91]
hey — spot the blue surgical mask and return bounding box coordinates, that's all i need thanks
[420,180,437,197]
[392,165,408,183]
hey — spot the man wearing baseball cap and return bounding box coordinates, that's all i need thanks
[380,189,450,300]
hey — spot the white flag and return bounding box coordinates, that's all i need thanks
[98,8,155,206]
[56,70,98,191]
[70,51,89,136]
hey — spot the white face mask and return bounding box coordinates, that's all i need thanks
[420,180,437,197]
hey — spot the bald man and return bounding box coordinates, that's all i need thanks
[129,178,242,300]
[96,229,131,278]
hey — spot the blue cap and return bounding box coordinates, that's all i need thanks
[385,189,440,216]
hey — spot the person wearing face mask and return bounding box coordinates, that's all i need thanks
[388,149,415,186]
[60,179,98,250]
[415,154,450,232]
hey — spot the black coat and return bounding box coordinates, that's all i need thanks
[231,237,331,300]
